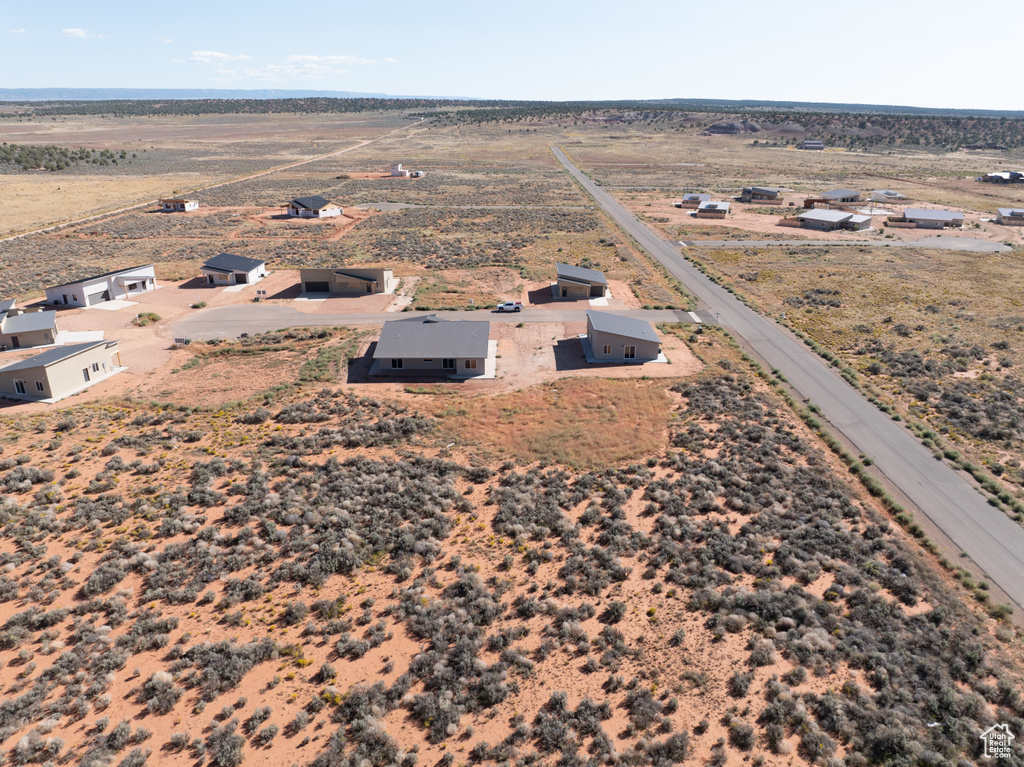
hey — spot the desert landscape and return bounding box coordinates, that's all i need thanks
[1,98,1024,767]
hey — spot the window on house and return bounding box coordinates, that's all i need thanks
[92,362,100,372]
[465,359,478,370]
[14,380,26,395]
[35,381,44,392]
[624,346,636,359]
[391,359,403,369]
[603,345,612,355]
[442,359,455,370]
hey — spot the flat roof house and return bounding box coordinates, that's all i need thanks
[160,198,199,212]
[0,301,58,350]
[794,209,872,232]
[801,140,825,150]
[584,310,663,363]
[391,164,410,178]
[200,253,267,286]
[997,208,1024,226]
[695,200,731,218]
[675,193,711,209]
[555,262,609,299]
[739,186,784,203]
[286,196,343,218]
[901,208,964,229]
[372,315,491,378]
[869,190,907,203]
[0,340,122,403]
[821,189,862,204]
[299,267,397,295]
[45,265,157,308]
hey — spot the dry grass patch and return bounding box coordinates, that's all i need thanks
[438,377,671,467]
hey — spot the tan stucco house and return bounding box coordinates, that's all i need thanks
[371,315,492,378]
[0,300,58,350]
[555,262,609,299]
[0,340,123,402]
[200,253,267,286]
[299,267,397,295]
[583,310,663,363]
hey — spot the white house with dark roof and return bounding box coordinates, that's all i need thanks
[44,265,157,308]
[286,196,343,218]
[0,340,123,402]
[160,198,199,212]
[370,315,494,378]
[0,301,58,350]
[583,311,664,363]
[200,253,267,286]
[900,208,964,229]
[554,262,609,299]
[794,209,872,232]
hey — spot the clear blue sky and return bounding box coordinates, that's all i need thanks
[4,0,1022,109]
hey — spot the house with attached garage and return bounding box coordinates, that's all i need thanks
[583,310,663,363]
[0,300,58,350]
[822,189,862,204]
[894,208,964,229]
[997,208,1024,226]
[45,265,157,308]
[739,186,784,203]
[160,198,199,212]
[200,253,267,286]
[0,340,123,402]
[555,262,609,299]
[371,315,493,378]
[286,196,343,218]
[674,193,711,209]
[299,267,397,295]
[791,209,873,232]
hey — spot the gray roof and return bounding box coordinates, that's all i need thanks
[48,264,154,291]
[202,253,266,272]
[798,209,853,223]
[698,201,730,212]
[822,189,860,199]
[682,193,711,202]
[872,189,904,197]
[849,214,873,224]
[556,262,607,286]
[587,311,660,344]
[904,208,964,222]
[1,310,57,334]
[373,315,490,359]
[289,195,339,211]
[745,186,784,195]
[0,299,14,315]
[0,341,116,373]
[998,208,1024,217]
[335,270,375,282]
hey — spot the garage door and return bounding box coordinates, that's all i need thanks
[87,290,111,305]
[304,281,330,292]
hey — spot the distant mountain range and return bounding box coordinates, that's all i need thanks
[0,87,466,101]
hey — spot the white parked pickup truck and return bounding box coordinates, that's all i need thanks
[496,301,523,312]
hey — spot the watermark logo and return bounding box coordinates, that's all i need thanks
[981,723,1015,759]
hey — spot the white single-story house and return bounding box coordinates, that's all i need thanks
[795,209,873,232]
[200,253,267,286]
[739,186,784,203]
[391,164,411,178]
[299,267,398,295]
[584,310,662,363]
[286,196,343,218]
[555,262,609,299]
[675,193,711,209]
[0,340,123,402]
[869,190,907,203]
[160,198,199,212]
[0,301,58,350]
[901,208,964,229]
[695,201,730,218]
[372,315,491,378]
[821,189,862,204]
[45,265,157,308]
[996,208,1024,226]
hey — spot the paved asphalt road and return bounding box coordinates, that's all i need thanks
[168,306,696,340]
[552,146,1024,610]
[682,237,1011,252]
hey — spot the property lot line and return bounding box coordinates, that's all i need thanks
[0,123,418,244]
[681,238,1011,253]
[552,145,1024,613]
[166,306,691,341]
